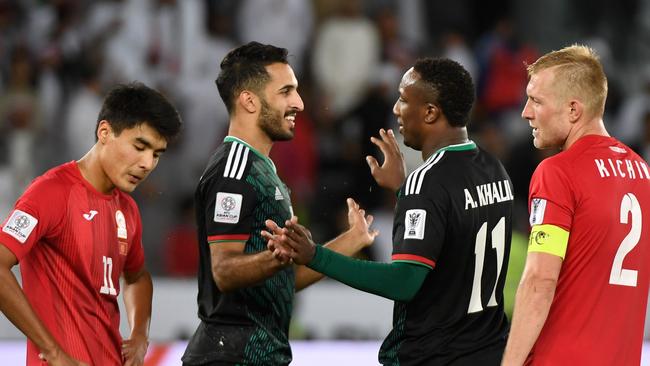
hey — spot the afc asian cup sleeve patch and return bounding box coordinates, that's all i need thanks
[2,210,38,244]
[529,198,547,226]
[404,209,426,240]
[214,192,243,224]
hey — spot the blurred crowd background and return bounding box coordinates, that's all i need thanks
[1,0,650,327]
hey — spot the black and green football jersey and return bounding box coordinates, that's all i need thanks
[183,136,294,365]
[379,141,513,365]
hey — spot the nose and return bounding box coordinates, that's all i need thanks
[521,100,533,120]
[139,152,157,172]
[392,100,400,116]
[293,92,305,112]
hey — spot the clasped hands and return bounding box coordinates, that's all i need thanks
[261,198,378,265]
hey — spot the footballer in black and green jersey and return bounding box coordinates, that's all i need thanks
[182,136,294,365]
[378,141,512,365]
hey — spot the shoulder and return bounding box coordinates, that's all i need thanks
[22,163,75,201]
[402,151,447,197]
[533,154,570,179]
[201,140,256,184]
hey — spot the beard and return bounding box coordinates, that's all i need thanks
[258,97,294,141]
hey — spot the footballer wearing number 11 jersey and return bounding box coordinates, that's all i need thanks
[0,83,182,365]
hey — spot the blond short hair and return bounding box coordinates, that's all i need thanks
[527,44,608,118]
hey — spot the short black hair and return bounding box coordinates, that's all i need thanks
[96,82,182,142]
[413,58,475,127]
[216,41,289,114]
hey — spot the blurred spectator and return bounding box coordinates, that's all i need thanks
[236,0,314,74]
[441,31,478,83]
[0,44,42,198]
[615,66,650,147]
[476,17,537,119]
[311,0,380,118]
[63,59,102,161]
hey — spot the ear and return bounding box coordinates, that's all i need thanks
[238,90,258,114]
[568,100,583,123]
[424,103,440,124]
[96,120,112,143]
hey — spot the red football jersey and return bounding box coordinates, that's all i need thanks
[526,135,650,365]
[0,161,145,365]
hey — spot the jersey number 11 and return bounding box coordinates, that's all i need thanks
[468,217,506,314]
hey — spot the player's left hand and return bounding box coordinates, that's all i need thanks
[121,333,149,366]
[366,129,406,191]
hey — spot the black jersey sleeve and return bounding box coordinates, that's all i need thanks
[201,162,258,243]
[392,182,449,268]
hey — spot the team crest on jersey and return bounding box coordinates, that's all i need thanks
[2,210,38,244]
[214,192,243,224]
[404,209,426,240]
[115,210,128,239]
[529,198,547,226]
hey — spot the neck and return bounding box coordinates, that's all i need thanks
[76,145,115,194]
[228,120,273,157]
[563,117,609,150]
[421,127,469,160]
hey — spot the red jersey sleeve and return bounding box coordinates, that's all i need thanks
[528,158,574,231]
[123,198,145,273]
[0,178,65,260]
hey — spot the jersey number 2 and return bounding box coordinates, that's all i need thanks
[100,255,117,295]
[609,193,642,287]
[468,217,506,314]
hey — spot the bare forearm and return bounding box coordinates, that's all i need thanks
[502,277,556,365]
[213,249,287,292]
[123,270,153,338]
[0,268,61,356]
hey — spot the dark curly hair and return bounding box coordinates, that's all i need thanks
[216,42,289,114]
[96,82,182,142]
[413,58,475,127]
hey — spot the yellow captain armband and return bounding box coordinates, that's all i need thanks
[527,224,569,259]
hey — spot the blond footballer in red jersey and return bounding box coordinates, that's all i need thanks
[502,46,650,365]
[0,83,181,366]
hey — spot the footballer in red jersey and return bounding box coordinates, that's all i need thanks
[0,83,181,365]
[503,46,650,365]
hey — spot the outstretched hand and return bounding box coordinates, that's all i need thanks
[366,128,406,191]
[262,217,297,265]
[345,198,378,249]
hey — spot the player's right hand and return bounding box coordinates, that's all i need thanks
[345,198,378,249]
[39,349,89,366]
[262,218,295,264]
[366,128,406,191]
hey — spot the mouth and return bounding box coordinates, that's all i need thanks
[285,112,297,129]
[127,174,143,185]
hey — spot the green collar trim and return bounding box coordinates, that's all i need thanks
[435,140,476,153]
[223,136,276,173]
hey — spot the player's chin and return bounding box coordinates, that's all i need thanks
[117,180,139,193]
[275,129,294,141]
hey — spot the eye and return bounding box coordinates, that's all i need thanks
[134,145,145,151]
